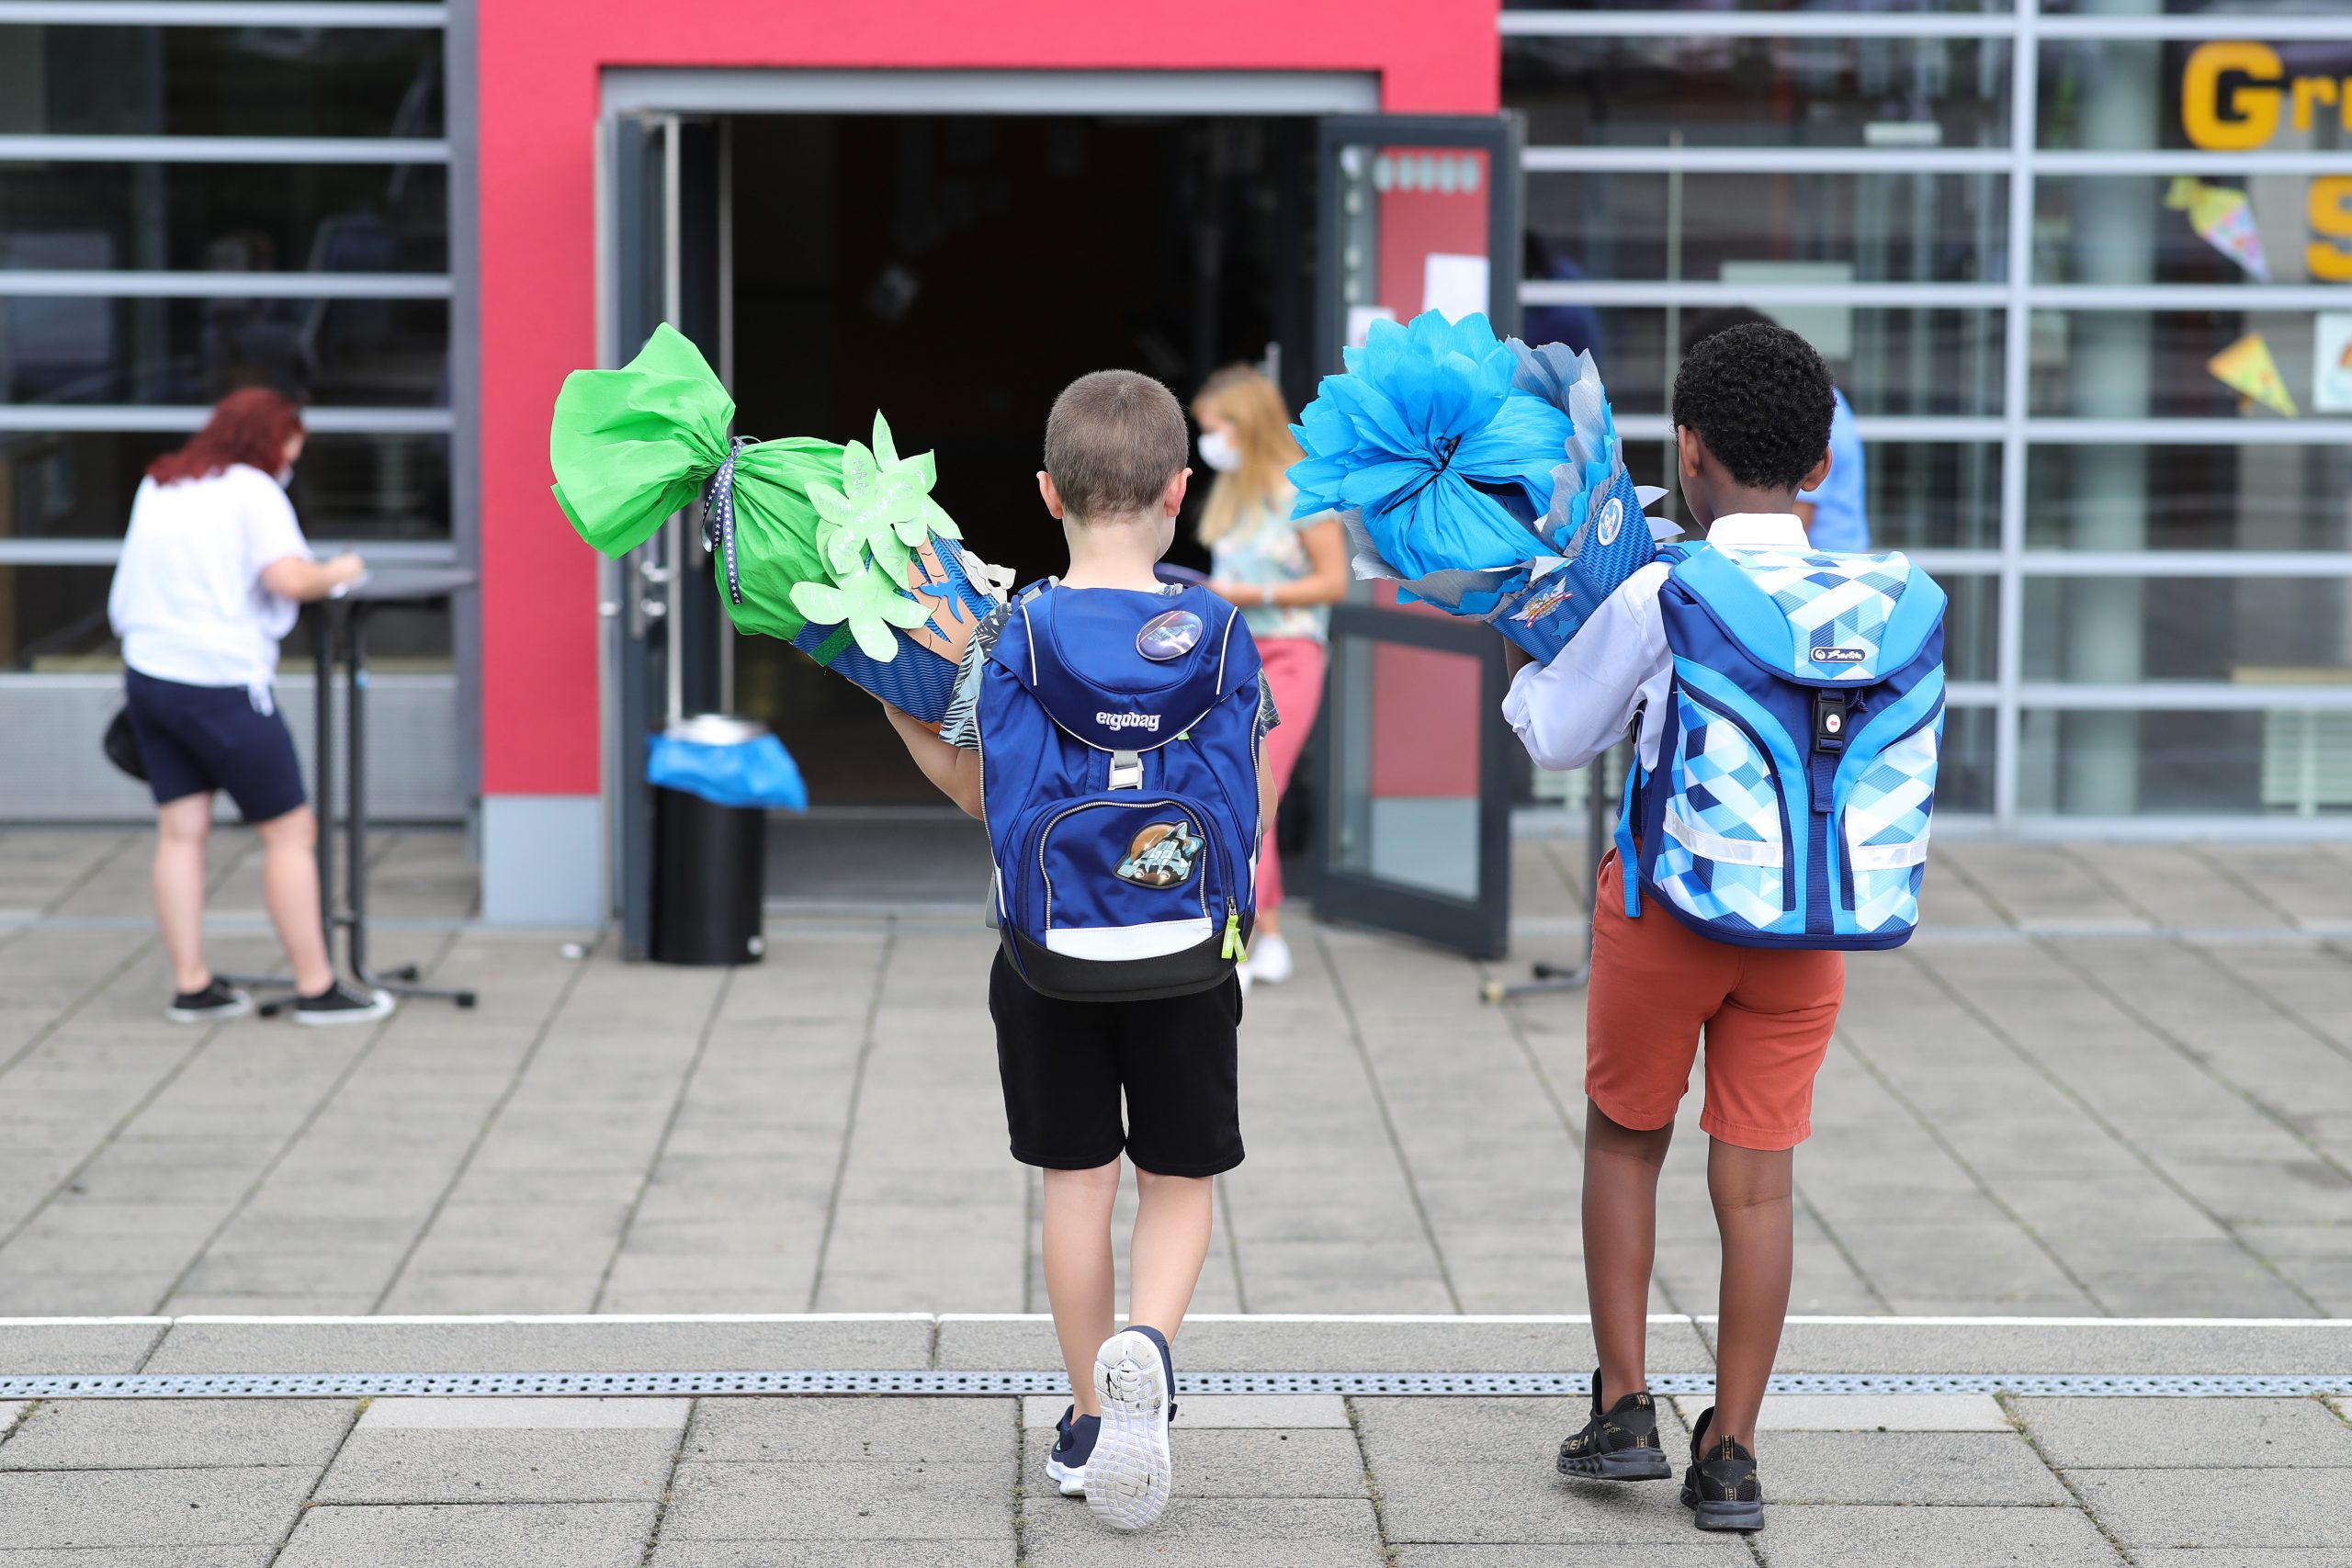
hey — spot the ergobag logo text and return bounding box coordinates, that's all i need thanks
[1619,543,1948,951]
[974,583,1266,1002]
[1096,711,1160,733]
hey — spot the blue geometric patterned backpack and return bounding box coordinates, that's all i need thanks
[1617,542,1948,949]
[977,582,1265,1000]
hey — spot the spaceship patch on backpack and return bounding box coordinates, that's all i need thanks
[1116,821,1204,888]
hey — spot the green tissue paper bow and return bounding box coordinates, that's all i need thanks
[549,323,961,656]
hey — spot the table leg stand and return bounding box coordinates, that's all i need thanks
[343,604,475,1009]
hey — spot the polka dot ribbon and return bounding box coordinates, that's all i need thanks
[700,434,759,605]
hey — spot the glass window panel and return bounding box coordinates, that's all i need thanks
[0,161,448,274]
[2027,444,2352,552]
[1504,35,2011,149]
[0,563,115,671]
[0,26,443,139]
[0,562,451,671]
[1934,703,1997,817]
[2020,575,2352,683]
[2032,175,2346,288]
[2018,707,2351,818]
[0,296,448,408]
[1,430,450,542]
[1566,306,2004,416]
[1935,573,2000,684]
[1328,634,1487,901]
[1529,170,2006,284]
[2038,38,2352,154]
[2028,309,2352,420]
[1615,436,2000,551]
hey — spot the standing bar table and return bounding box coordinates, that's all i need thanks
[265,567,481,1014]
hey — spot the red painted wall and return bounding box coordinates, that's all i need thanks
[474,0,1503,795]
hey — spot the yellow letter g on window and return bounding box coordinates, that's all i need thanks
[2183,41,2285,151]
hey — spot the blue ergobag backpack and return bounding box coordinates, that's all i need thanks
[976,583,1265,1001]
[1619,542,1948,950]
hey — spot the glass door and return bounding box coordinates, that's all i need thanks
[1306,114,1524,959]
[602,112,722,956]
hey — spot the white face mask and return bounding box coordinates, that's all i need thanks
[276,466,295,487]
[1197,427,1241,474]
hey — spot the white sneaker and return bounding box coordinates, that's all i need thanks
[1246,931,1294,985]
[1086,1326,1174,1531]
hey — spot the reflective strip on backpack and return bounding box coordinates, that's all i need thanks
[1849,836,1931,872]
[1663,800,1785,868]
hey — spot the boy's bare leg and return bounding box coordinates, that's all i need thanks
[1127,1168,1214,1337]
[1042,1158,1123,1417]
[1705,1140,1794,1452]
[1583,1102,1674,1402]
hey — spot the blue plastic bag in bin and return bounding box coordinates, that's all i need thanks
[648,718,808,811]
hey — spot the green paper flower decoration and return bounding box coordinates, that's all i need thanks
[789,564,934,663]
[808,413,961,583]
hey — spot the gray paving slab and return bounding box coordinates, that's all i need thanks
[142,1315,935,1373]
[659,1460,1012,1540]
[1020,1425,1366,1499]
[0,1320,167,1374]
[2130,1554,2352,1566]
[1023,1393,1350,1428]
[274,1500,661,1568]
[935,1314,1714,1372]
[0,1464,317,1549]
[1761,1430,2074,1506]
[650,1547,1012,1568]
[1758,1504,2126,1566]
[0,1551,275,1568]
[1672,1393,2010,1431]
[1019,1495,1386,1568]
[1767,1319,2352,1374]
[1393,1550,1757,1568]
[684,1395,1011,1463]
[2015,1396,2352,1468]
[315,1427,681,1504]
[2066,1468,2352,1550]
[0,1397,353,1470]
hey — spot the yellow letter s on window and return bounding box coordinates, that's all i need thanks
[2309,178,2352,283]
[2183,41,2285,151]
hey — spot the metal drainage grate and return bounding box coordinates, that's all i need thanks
[0,1370,2345,1401]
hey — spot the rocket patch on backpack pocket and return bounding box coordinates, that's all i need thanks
[1117,822,1204,888]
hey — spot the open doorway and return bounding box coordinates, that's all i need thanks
[727,112,1317,811]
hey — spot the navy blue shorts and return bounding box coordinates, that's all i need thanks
[123,668,309,823]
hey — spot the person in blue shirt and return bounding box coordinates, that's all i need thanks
[1679,309,1868,550]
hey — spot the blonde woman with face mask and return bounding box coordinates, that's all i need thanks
[1193,366,1349,985]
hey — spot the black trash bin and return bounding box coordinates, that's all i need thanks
[650,715,780,966]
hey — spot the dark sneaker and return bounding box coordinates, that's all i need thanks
[1046,1404,1100,1497]
[1087,1325,1176,1531]
[292,980,395,1026]
[1681,1405,1765,1531]
[166,978,252,1023]
[1557,1370,1672,1481]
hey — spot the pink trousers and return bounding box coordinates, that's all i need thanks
[1255,637,1326,913]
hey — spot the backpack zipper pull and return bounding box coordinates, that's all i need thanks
[1221,903,1242,960]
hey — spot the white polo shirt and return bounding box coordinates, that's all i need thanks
[108,464,313,694]
[1501,513,1811,774]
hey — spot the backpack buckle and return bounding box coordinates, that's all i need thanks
[1813,692,1850,752]
[1109,750,1144,790]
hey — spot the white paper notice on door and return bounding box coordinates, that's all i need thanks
[1421,253,1491,323]
[2313,311,2352,414]
[1346,304,1398,349]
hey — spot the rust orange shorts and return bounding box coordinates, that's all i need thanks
[1586,852,1845,1151]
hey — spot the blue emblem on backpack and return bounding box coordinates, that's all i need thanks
[976,584,1265,1000]
[1619,543,1948,951]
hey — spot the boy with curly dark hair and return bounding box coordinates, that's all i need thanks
[1499,321,1840,1533]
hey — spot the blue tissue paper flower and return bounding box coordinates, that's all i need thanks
[1288,311,1571,581]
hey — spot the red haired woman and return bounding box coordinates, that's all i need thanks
[107,389,390,1024]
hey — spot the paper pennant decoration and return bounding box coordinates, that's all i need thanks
[2166,178,2271,283]
[2207,333,2299,419]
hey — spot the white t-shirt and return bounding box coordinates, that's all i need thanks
[108,463,313,693]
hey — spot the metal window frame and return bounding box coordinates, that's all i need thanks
[0,407,451,434]
[2,272,450,298]
[1509,0,2352,829]
[0,135,449,163]
[0,2,446,21]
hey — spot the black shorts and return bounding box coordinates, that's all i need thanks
[989,952,1244,1178]
[123,668,309,823]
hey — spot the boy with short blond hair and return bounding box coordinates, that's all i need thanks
[883,368,1277,1534]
